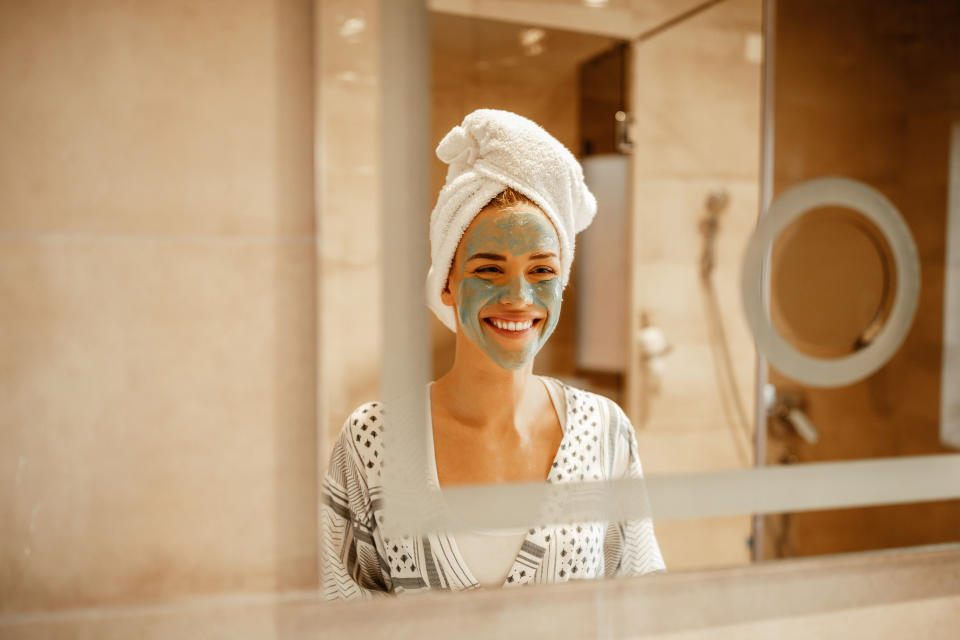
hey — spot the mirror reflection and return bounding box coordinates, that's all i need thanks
[3,0,959,625]
[426,3,765,576]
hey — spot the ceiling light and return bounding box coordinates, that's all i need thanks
[519,28,546,47]
[339,17,366,39]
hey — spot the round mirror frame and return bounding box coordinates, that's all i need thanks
[741,177,921,387]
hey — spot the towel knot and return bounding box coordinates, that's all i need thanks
[436,125,479,169]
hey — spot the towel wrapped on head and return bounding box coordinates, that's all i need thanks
[427,108,598,332]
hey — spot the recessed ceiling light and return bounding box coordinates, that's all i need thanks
[339,17,366,39]
[519,28,546,47]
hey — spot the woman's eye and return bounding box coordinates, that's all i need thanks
[474,266,502,274]
[531,266,556,275]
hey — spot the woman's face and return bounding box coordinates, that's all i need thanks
[442,203,562,370]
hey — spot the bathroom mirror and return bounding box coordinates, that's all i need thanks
[771,206,897,359]
[366,0,960,582]
[741,177,921,388]
[374,0,960,576]
[5,0,960,623]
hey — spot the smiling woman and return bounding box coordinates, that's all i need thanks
[321,110,664,599]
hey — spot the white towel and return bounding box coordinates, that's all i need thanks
[426,109,598,332]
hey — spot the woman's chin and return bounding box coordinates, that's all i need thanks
[483,342,539,371]
[495,356,532,371]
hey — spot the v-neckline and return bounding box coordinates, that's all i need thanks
[424,376,569,588]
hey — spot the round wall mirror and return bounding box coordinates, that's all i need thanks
[741,177,921,387]
[770,205,897,359]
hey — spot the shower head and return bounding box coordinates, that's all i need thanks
[706,189,730,216]
[699,188,730,280]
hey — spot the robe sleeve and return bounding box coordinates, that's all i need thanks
[605,404,667,577]
[321,413,392,599]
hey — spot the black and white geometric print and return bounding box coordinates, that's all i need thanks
[351,403,382,477]
[321,380,665,600]
[550,385,605,483]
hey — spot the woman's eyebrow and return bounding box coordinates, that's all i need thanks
[529,251,558,259]
[466,252,506,262]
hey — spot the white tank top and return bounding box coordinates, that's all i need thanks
[426,377,567,587]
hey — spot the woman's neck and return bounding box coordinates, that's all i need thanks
[433,337,541,433]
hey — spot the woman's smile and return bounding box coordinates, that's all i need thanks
[482,316,544,339]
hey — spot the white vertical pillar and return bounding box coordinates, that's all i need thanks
[380,0,434,534]
[942,123,960,449]
[751,0,776,561]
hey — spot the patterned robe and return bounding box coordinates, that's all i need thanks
[321,378,665,599]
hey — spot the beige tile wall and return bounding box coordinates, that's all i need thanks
[0,0,318,611]
[629,0,762,569]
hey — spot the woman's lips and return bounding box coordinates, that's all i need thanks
[482,317,542,339]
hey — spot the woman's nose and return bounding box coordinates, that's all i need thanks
[502,274,534,305]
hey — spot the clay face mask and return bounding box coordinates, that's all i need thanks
[455,209,562,370]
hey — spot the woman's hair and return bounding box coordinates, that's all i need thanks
[483,186,537,210]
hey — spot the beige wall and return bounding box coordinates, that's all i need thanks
[628,0,762,569]
[0,0,318,611]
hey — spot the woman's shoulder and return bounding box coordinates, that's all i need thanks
[338,400,386,440]
[344,400,385,424]
[330,401,386,476]
[540,376,632,428]
[540,377,640,478]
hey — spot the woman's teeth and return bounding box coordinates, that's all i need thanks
[489,318,534,332]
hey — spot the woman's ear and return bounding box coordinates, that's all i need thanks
[440,280,454,306]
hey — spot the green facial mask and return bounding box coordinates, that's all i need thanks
[455,210,562,370]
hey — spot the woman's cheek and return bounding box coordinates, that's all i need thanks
[534,279,563,344]
[457,278,495,337]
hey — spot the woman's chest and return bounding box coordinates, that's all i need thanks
[432,414,563,485]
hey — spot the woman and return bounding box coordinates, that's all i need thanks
[322,109,664,599]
